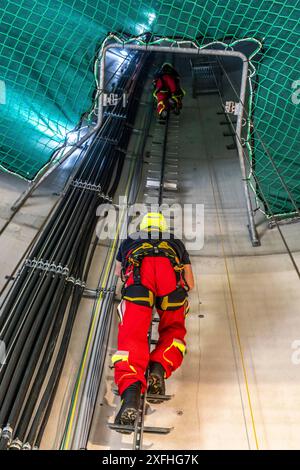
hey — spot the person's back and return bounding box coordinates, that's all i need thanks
[116,230,190,267]
[153,63,185,120]
[113,213,194,427]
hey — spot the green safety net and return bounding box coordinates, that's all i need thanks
[0,0,299,216]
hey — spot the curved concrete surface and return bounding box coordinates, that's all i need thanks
[87,56,300,450]
[1,55,299,450]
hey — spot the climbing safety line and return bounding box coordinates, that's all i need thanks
[61,156,136,449]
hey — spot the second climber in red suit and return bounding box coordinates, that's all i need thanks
[153,63,185,121]
[113,212,194,427]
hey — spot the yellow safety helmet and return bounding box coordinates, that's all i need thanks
[161,62,175,74]
[140,212,168,232]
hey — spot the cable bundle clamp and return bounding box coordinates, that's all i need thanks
[24,258,70,276]
[71,179,112,202]
[66,276,86,288]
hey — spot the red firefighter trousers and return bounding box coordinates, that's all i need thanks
[113,257,187,395]
[154,75,183,116]
[155,90,183,116]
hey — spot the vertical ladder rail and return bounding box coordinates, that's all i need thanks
[109,98,179,445]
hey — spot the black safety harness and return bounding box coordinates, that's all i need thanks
[121,241,188,311]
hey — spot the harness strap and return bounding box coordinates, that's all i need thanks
[122,284,155,308]
[121,241,187,300]
[156,286,187,311]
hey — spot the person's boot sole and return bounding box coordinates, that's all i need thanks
[120,407,138,425]
[114,407,138,434]
[147,374,165,403]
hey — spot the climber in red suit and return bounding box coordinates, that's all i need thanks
[112,213,194,427]
[153,63,185,121]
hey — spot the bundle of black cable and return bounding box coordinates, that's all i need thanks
[0,51,150,450]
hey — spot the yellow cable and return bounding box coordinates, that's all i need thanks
[63,158,135,449]
[209,169,260,450]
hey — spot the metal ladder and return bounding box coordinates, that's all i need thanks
[108,107,181,449]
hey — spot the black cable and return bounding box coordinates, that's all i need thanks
[0,52,150,449]
[24,286,83,446]
[2,277,66,438]
[0,274,54,419]
[14,283,73,443]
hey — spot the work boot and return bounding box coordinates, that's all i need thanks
[114,381,141,428]
[158,110,167,122]
[147,362,166,402]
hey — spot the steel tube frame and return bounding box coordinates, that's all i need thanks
[10,39,259,246]
[9,46,136,213]
[10,129,95,212]
[98,42,260,246]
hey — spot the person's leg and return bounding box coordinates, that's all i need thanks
[113,257,156,396]
[113,259,157,426]
[156,91,169,118]
[150,257,188,378]
[170,94,183,114]
[113,300,152,396]
[150,305,187,378]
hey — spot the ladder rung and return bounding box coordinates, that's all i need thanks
[147,393,173,402]
[108,423,172,434]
